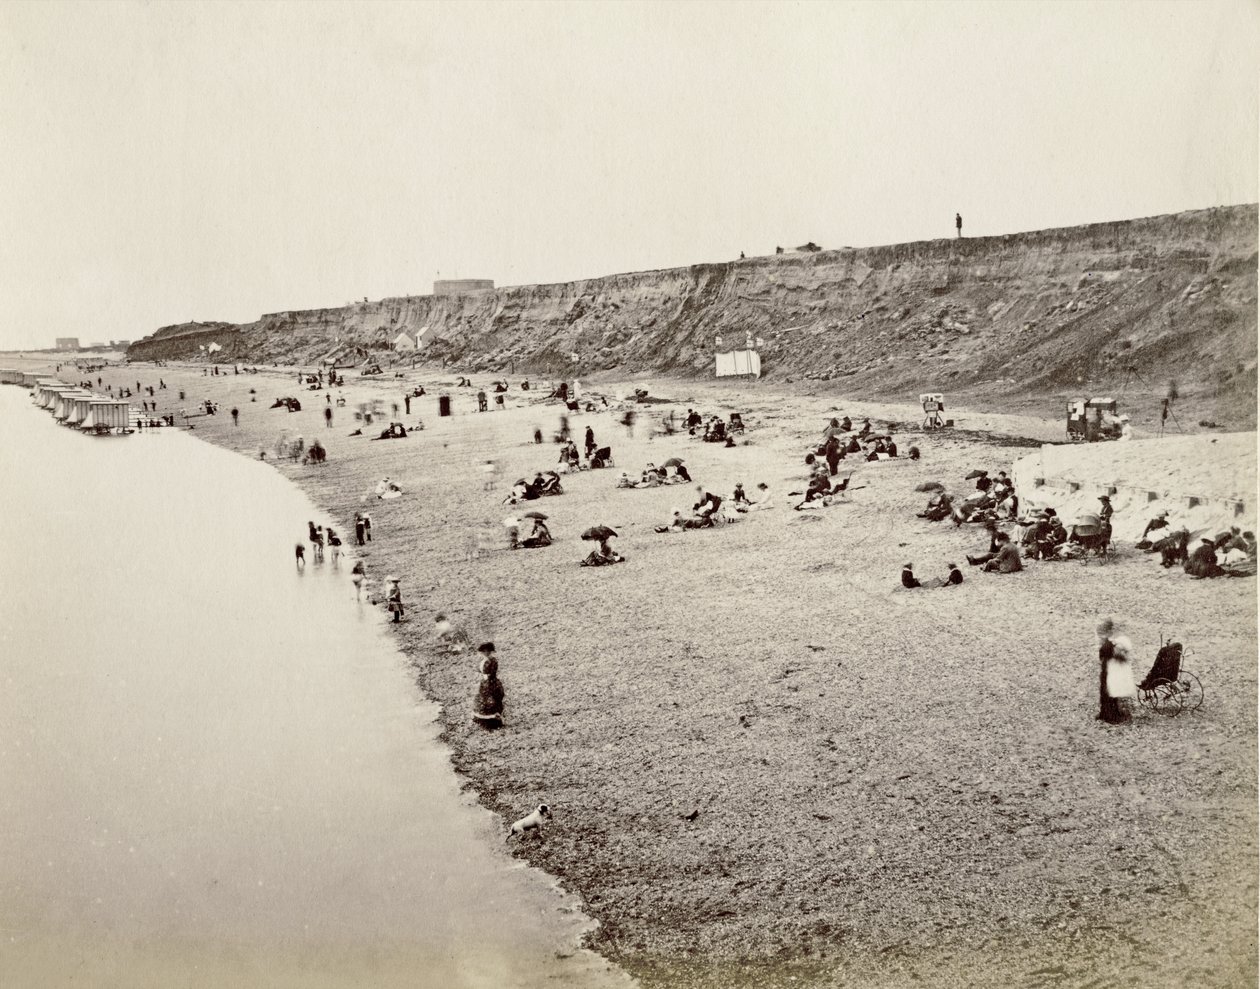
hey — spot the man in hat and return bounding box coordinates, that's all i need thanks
[967,519,1004,566]
[982,532,1023,573]
[1141,510,1172,544]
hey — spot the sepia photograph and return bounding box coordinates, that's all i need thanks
[0,2,1256,987]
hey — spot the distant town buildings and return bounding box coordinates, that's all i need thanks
[433,279,494,296]
[55,337,80,350]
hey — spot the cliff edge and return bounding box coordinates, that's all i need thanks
[129,204,1257,402]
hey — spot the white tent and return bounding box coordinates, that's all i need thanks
[392,331,416,352]
[715,349,761,378]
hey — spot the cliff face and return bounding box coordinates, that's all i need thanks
[129,205,1257,396]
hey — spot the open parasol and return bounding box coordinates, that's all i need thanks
[662,457,685,467]
[581,525,618,542]
[964,469,989,480]
[522,511,548,520]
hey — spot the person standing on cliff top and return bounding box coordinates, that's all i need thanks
[955,213,963,238]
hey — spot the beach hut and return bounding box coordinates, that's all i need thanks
[80,400,132,434]
[68,395,94,426]
[40,383,75,409]
[392,330,417,352]
[0,368,20,385]
[56,390,92,420]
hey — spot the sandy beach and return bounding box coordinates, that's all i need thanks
[15,356,1253,989]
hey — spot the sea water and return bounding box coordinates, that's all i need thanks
[0,386,624,988]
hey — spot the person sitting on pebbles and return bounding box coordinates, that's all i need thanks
[434,613,471,653]
[656,507,712,533]
[472,644,505,730]
[616,471,636,489]
[742,482,773,511]
[981,533,1023,573]
[520,517,552,548]
[939,562,964,586]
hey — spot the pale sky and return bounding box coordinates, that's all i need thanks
[0,0,1256,350]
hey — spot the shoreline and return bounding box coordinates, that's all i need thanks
[0,381,635,989]
[17,356,1259,988]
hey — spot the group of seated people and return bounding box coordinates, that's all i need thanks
[793,463,852,509]
[653,482,772,532]
[617,461,691,488]
[504,471,564,504]
[302,439,327,465]
[917,470,1018,525]
[558,439,615,471]
[654,486,727,531]
[701,416,739,445]
[1182,526,1257,578]
[375,476,403,498]
[671,409,744,442]
[370,421,409,440]
[271,397,302,412]
[901,562,965,588]
[1019,507,1068,559]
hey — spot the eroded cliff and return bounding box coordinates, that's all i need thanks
[129,204,1257,399]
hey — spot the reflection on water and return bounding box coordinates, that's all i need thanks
[0,387,625,989]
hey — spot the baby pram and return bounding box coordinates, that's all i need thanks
[1136,640,1203,716]
[591,446,613,468]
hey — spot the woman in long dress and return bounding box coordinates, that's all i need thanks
[472,645,505,729]
[1096,618,1136,723]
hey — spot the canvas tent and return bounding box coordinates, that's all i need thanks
[715,349,761,378]
[392,331,416,352]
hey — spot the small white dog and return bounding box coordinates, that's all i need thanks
[508,804,552,840]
